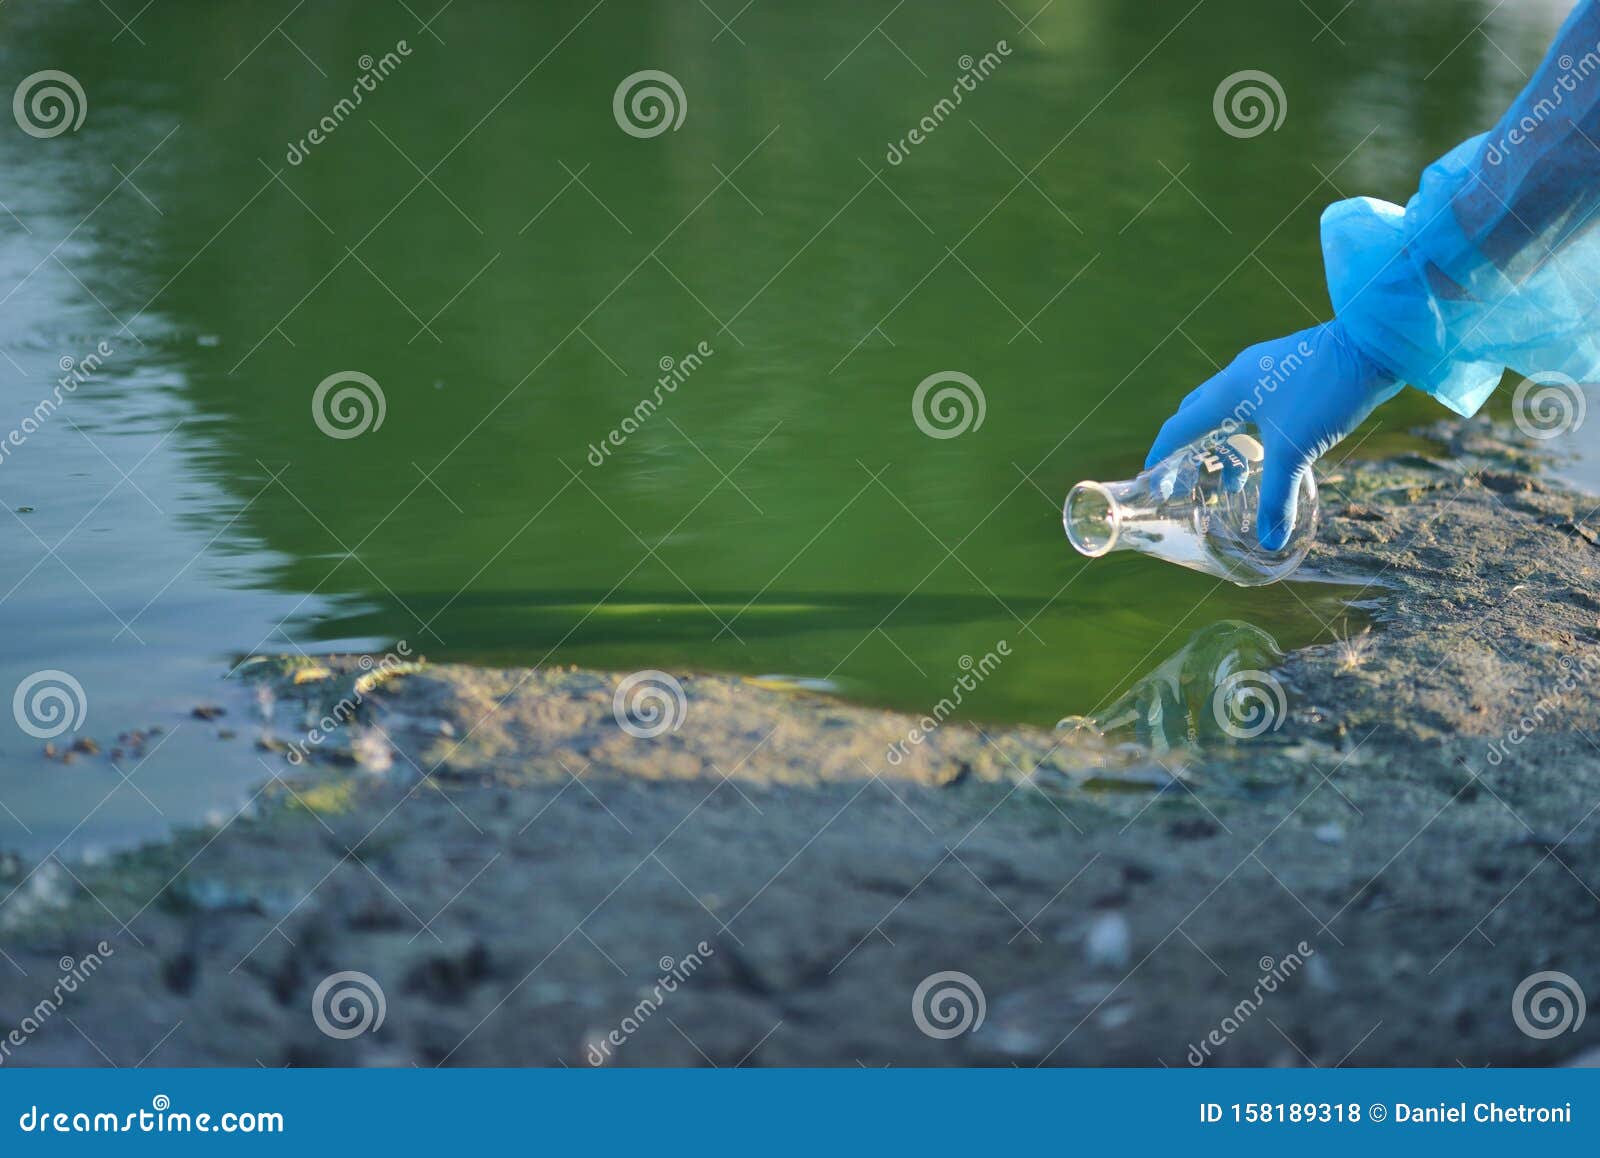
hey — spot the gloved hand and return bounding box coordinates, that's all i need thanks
[1142,319,1403,550]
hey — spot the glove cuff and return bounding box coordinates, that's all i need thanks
[1321,192,1502,417]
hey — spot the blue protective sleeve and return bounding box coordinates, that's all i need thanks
[1322,0,1600,415]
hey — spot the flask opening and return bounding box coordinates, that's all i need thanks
[1064,481,1120,558]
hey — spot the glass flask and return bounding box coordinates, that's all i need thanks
[1063,433,1317,586]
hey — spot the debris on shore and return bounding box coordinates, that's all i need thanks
[4,418,1600,1066]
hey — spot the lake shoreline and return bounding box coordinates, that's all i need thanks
[6,416,1600,1066]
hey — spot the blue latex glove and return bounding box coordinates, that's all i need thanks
[1317,0,1600,417]
[1143,3,1600,554]
[1143,320,1402,551]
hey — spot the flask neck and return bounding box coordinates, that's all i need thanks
[1063,478,1152,558]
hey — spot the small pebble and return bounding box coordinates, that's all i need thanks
[1086,912,1132,969]
[351,729,393,773]
[1306,955,1339,993]
[1098,1004,1135,1030]
[1168,817,1220,840]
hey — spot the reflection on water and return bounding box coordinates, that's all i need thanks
[1059,619,1284,753]
[0,0,1580,851]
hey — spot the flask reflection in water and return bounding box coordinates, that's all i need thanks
[1058,619,1284,754]
[1063,433,1317,586]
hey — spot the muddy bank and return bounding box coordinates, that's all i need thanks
[5,418,1600,1066]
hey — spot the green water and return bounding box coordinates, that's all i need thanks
[0,0,1575,850]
